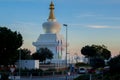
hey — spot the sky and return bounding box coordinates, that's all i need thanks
[0,0,120,56]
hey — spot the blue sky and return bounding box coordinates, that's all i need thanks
[0,0,120,56]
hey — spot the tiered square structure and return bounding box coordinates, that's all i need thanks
[33,2,66,64]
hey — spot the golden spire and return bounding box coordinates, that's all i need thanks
[48,1,56,21]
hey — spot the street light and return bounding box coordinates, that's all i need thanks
[63,24,68,80]
[63,24,68,67]
[19,48,21,77]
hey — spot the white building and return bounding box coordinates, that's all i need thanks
[17,60,39,69]
[33,2,66,63]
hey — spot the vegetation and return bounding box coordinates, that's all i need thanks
[17,48,31,60]
[81,45,96,57]
[14,68,43,76]
[81,45,111,60]
[81,44,111,69]
[74,74,89,80]
[32,48,53,63]
[109,54,120,74]
[0,27,23,65]
[14,68,64,76]
[91,57,105,69]
[75,62,90,68]
[102,54,120,80]
[75,52,120,80]
[45,68,56,72]
[74,74,104,80]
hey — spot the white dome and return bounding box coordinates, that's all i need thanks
[42,21,61,33]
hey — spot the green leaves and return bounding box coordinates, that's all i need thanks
[81,44,111,69]
[32,48,53,63]
[81,44,111,60]
[0,27,23,65]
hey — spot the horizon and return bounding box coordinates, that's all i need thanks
[0,0,120,56]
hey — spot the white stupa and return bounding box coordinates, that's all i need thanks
[33,2,66,63]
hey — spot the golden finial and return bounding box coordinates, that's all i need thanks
[48,1,55,21]
[50,1,54,9]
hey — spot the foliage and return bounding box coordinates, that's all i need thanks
[99,54,120,80]
[81,45,96,57]
[17,48,31,60]
[74,74,104,80]
[15,68,43,73]
[0,73,9,80]
[74,74,89,80]
[81,45,111,60]
[32,52,46,62]
[108,54,120,74]
[81,45,111,68]
[0,27,23,65]
[75,62,90,68]
[15,68,43,76]
[92,45,111,60]
[74,73,119,80]
[32,52,41,60]
[103,74,120,80]
[32,48,53,63]
[45,68,56,72]
[90,57,105,69]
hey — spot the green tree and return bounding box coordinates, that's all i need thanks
[81,45,96,65]
[32,52,40,60]
[32,51,46,62]
[102,54,120,80]
[17,48,31,60]
[0,27,23,65]
[81,45,96,57]
[92,45,111,60]
[75,62,90,68]
[108,54,120,74]
[81,45,111,68]
[32,48,53,63]
[44,48,53,60]
[90,57,105,69]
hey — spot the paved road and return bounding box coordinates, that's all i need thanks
[19,74,79,80]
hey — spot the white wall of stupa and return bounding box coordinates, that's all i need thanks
[33,2,66,63]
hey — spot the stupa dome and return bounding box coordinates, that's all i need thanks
[43,21,61,33]
[42,1,61,34]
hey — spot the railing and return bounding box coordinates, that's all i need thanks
[0,71,66,77]
[0,71,78,80]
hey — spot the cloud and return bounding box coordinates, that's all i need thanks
[69,24,84,27]
[88,25,110,29]
[87,25,120,29]
[69,23,120,29]
[77,13,120,21]
[70,24,110,29]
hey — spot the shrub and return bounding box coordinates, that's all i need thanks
[74,74,89,80]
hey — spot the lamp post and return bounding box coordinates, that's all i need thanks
[19,48,21,77]
[63,24,68,80]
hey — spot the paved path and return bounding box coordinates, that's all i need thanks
[20,74,79,80]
